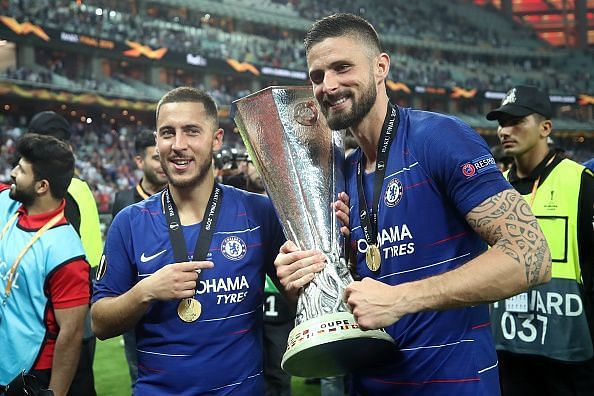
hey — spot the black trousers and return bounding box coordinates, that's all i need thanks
[263,319,293,396]
[498,350,594,396]
[30,337,96,396]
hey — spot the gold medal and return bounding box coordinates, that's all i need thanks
[177,298,202,322]
[365,244,381,272]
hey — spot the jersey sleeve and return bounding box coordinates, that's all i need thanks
[47,258,91,309]
[409,112,511,215]
[92,207,138,302]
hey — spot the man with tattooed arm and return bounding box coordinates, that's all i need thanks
[274,14,551,396]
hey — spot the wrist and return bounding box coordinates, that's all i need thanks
[135,278,155,304]
[394,281,422,316]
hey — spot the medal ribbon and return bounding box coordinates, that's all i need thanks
[356,103,399,247]
[1,210,64,300]
[162,184,223,264]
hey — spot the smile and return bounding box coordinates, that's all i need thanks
[171,158,192,170]
[330,97,347,106]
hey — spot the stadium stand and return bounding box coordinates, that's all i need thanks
[1,0,592,210]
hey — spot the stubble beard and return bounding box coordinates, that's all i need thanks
[9,183,36,206]
[161,153,213,189]
[322,77,377,131]
[143,166,167,190]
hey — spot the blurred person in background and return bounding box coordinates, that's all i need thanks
[0,134,90,396]
[111,129,168,391]
[487,85,594,396]
[91,87,285,394]
[28,111,102,396]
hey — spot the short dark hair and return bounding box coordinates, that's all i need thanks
[28,111,71,142]
[16,134,74,200]
[304,13,382,55]
[134,129,157,156]
[156,87,219,126]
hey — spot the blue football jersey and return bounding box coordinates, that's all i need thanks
[93,185,285,395]
[347,108,510,395]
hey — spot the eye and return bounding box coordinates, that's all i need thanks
[336,64,350,73]
[309,71,323,85]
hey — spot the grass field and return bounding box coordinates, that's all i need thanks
[93,336,321,395]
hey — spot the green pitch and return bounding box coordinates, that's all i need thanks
[93,336,321,395]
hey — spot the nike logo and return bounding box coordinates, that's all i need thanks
[140,250,167,263]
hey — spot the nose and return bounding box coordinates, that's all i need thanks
[322,72,339,95]
[497,126,510,141]
[172,132,188,151]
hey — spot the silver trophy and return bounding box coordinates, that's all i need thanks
[233,86,394,378]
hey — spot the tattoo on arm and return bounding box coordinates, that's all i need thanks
[466,189,551,286]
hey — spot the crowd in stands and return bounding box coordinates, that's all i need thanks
[2,67,53,84]
[0,116,140,213]
[0,114,249,213]
[1,112,591,213]
[2,0,593,95]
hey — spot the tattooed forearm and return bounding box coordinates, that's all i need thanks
[466,189,551,286]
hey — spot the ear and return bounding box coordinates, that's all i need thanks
[36,179,50,196]
[540,119,553,138]
[375,52,390,83]
[212,128,224,152]
[134,154,144,170]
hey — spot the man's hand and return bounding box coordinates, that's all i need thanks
[344,278,405,330]
[274,241,326,302]
[92,260,215,339]
[333,192,350,237]
[139,261,214,302]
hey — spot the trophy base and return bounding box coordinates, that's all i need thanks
[281,312,395,378]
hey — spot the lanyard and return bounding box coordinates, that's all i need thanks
[162,184,223,263]
[507,154,556,208]
[356,104,399,246]
[1,210,64,300]
[527,154,556,207]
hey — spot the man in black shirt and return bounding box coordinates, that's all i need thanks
[112,129,168,217]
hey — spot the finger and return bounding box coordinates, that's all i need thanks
[276,249,322,267]
[179,289,197,299]
[286,253,326,274]
[343,287,352,303]
[340,225,350,238]
[180,280,198,291]
[338,191,350,206]
[333,198,349,212]
[282,258,325,289]
[280,240,300,254]
[335,210,349,227]
[357,320,371,331]
[289,272,316,290]
[176,261,214,272]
